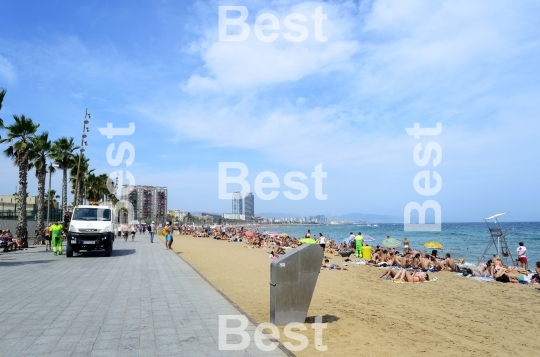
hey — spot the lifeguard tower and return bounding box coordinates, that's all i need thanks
[481,212,514,266]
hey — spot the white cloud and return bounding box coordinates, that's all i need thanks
[144,0,539,176]
[183,1,360,93]
[0,54,16,83]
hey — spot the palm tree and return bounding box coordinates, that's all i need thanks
[29,132,52,243]
[51,137,78,215]
[0,115,40,246]
[184,212,194,223]
[85,173,110,204]
[0,88,6,127]
[70,153,92,205]
[45,189,60,206]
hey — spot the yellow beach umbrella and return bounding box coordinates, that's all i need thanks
[423,242,444,249]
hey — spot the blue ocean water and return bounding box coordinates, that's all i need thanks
[262,222,540,266]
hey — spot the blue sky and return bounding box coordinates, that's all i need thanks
[0,0,539,222]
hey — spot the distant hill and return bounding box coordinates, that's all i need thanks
[257,212,303,219]
[332,213,401,223]
[257,212,401,223]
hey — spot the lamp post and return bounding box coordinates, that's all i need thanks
[74,108,91,206]
[46,163,60,226]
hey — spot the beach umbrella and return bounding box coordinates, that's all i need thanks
[382,237,401,248]
[244,231,254,237]
[363,234,376,242]
[269,232,279,237]
[423,242,444,249]
[299,238,317,244]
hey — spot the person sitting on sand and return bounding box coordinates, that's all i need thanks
[386,252,398,266]
[530,262,540,284]
[420,255,432,272]
[274,243,286,255]
[487,257,504,277]
[379,249,388,263]
[411,253,421,270]
[444,253,458,272]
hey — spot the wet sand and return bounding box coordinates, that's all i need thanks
[161,233,539,357]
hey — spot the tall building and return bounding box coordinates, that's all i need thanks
[121,185,168,222]
[232,191,243,214]
[244,192,254,219]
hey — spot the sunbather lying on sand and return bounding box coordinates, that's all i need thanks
[493,268,519,283]
[321,259,347,270]
[393,270,430,283]
[380,269,400,279]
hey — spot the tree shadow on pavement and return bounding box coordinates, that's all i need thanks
[0,259,55,267]
[71,249,136,258]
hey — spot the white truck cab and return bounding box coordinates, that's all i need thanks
[67,205,115,257]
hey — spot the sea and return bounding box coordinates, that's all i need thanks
[260,222,540,266]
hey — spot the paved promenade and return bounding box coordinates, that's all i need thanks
[0,235,290,357]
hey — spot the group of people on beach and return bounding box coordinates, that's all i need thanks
[370,240,540,285]
[183,225,540,286]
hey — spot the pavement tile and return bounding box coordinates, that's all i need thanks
[0,235,288,357]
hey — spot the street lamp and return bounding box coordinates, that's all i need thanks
[46,163,60,226]
[74,109,91,206]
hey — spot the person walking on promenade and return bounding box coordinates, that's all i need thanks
[149,221,155,243]
[50,221,63,256]
[43,223,51,251]
[517,242,528,270]
[130,224,136,242]
[164,222,173,250]
[355,232,364,258]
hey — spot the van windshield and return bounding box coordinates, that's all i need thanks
[72,208,111,221]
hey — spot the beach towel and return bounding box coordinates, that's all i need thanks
[392,277,437,284]
[470,276,494,282]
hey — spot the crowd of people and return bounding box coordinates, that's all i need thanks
[178,226,540,286]
[366,241,539,285]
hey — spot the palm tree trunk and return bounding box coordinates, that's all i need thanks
[17,153,29,248]
[78,178,84,205]
[35,166,47,244]
[62,168,68,214]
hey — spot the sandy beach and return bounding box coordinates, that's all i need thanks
[161,233,539,357]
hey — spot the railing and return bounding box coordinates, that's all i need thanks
[0,207,64,221]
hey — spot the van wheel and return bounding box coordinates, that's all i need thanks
[105,241,112,257]
[66,243,73,258]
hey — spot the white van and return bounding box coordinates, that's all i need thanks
[66,205,115,257]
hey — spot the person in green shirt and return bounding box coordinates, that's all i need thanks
[355,232,364,258]
[50,221,63,255]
